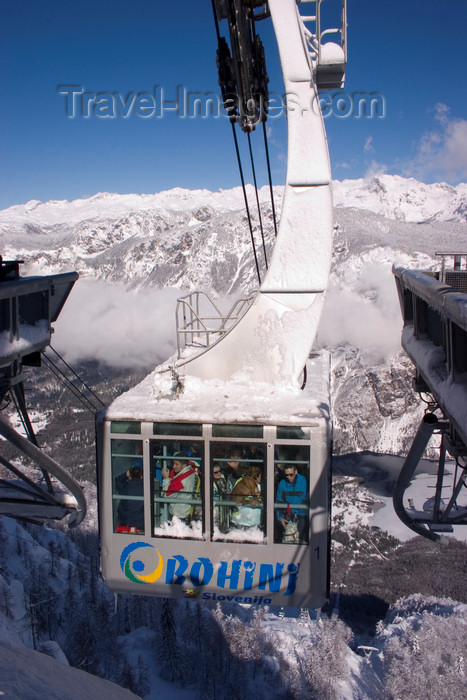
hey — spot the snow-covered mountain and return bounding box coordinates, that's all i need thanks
[1,175,466,290]
[0,185,279,294]
[1,174,466,457]
[333,174,467,223]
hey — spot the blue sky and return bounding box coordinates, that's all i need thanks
[0,0,466,209]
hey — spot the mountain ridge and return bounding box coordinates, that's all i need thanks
[333,173,467,223]
[1,174,467,230]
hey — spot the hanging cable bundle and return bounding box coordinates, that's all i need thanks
[211,0,277,284]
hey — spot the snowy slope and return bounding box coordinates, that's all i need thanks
[0,175,465,293]
[0,508,465,700]
[333,174,467,223]
[0,185,278,294]
[0,641,139,700]
[1,175,466,235]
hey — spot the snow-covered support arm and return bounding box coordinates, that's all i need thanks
[180,0,333,386]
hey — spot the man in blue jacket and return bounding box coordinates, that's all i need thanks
[276,464,308,544]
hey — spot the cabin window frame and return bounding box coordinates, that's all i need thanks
[150,437,204,541]
[106,422,318,547]
[209,438,267,544]
[110,437,145,534]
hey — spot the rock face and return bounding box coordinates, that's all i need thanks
[1,175,465,457]
[331,348,426,456]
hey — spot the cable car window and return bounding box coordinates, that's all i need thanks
[211,424,264,439]
[110,421,141,434]
[274,445,310,544]
[211,441,266,543]
[153,422,202,437]
[276,426,311,440]
[111,439,144,534]
[152,440,203,539]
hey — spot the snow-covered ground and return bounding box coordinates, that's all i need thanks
[0,641,139,700]
[334,451,467,544]
[7,408,50,436]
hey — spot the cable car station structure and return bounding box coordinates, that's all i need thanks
[0,259,86,526]
[393,253,467,540]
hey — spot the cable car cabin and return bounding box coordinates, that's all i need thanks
[96,353,331,609]
[95,0,339,609]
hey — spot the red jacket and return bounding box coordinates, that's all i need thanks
[165,465,198,497]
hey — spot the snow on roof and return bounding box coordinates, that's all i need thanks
[0,320,50,362]
[319,42,345,64]
[402,327,467,442]
[104,352,331,425]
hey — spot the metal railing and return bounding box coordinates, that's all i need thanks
[299,0,347,87]
[436,252,467,292]
[176,290,255,358]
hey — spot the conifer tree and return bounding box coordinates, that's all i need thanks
[158,598,184,684]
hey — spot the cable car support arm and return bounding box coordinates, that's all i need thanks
[178,0,347,385]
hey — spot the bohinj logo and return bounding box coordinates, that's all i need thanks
[120,543,300,597]
[120,542,164,584]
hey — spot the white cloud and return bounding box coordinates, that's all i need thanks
[364,159,387,178]
[406,103,467,182]
[52,280,180,368]
[317,259,402,363]
[364,136,374,154]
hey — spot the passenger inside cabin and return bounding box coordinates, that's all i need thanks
[222,448,245,491]
[161,453,199,523]
[115,463,144,532]
[276,463,308,544]
[212,462,229,533]
[274,448,291,486]
[154,459,163,486]
[181,443,201,459]
[231,465,263,529]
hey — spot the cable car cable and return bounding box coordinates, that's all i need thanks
[211,0,266,283]
[248,8,275,240]
[41,354,100,415]
[210,0,221,42]
[262,120,277,237]
[42,355,93,412]
[231,121,262,285]
[247,131,268,270]
[47,346,105,408]
[10,390,29,441]
[10,384,38,445]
